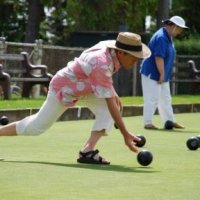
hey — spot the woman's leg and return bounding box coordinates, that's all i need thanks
[141,75,159,128]
[158,82,174,124]
[158,82,184,128]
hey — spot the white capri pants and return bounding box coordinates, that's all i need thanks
[141,74,175,125]
[16,89,114,136]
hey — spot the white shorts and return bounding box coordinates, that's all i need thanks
[83,95,114,135]
[16,90,114,136]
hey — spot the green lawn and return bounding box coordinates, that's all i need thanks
[0,95,200,109]
[0,113,200,200]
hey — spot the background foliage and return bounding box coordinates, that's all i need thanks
[0,0,199,54]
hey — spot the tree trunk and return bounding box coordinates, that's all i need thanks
[157,0,170,28]
[24,0,44,43]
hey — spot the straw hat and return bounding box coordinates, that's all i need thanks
[106,32,151,59]
[162,16,189,29]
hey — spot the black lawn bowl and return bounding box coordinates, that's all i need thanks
[0,116,9,125]
[164,120,174,130]
[135,135,146,147]
[137,150,153,166]
[186,137,199,151]
[196,135,200,147]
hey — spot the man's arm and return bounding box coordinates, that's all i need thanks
[105,97,140,152]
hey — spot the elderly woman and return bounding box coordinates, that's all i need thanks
[140,16,189,130]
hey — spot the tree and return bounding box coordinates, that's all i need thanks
[0,0,28,41]
[66,0,157,32]
[0,0,199,45]
[39,0,69,45]
[24,0,44,43]
[157,0,170,28]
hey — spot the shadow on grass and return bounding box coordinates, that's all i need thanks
[2,160,159,173]
[160,129,199,134]
[145,128,198,134]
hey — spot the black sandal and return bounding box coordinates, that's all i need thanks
[77,149,110,165]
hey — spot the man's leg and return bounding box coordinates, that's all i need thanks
[82,130,107,152]
[77,95,113,164]
[0,89,66,136]
[0,122,17,136]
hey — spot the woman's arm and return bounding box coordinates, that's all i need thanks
[155,56,165,84]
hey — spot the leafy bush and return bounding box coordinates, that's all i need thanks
[174,35,200,55]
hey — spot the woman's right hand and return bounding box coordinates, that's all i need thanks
[158,74,164,84]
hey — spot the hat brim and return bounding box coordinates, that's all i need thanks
[162,19,189,29]
[106,40,151,59]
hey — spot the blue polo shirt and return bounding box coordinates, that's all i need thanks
[140,27,175,82]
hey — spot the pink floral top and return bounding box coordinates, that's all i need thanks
[50,41,121,107]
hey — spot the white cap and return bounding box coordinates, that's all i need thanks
[162,16,189,29]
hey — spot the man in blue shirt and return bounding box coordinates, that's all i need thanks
[140,16,189,129]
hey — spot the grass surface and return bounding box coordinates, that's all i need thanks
[0,95,200,109]
[1,113,200,200]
